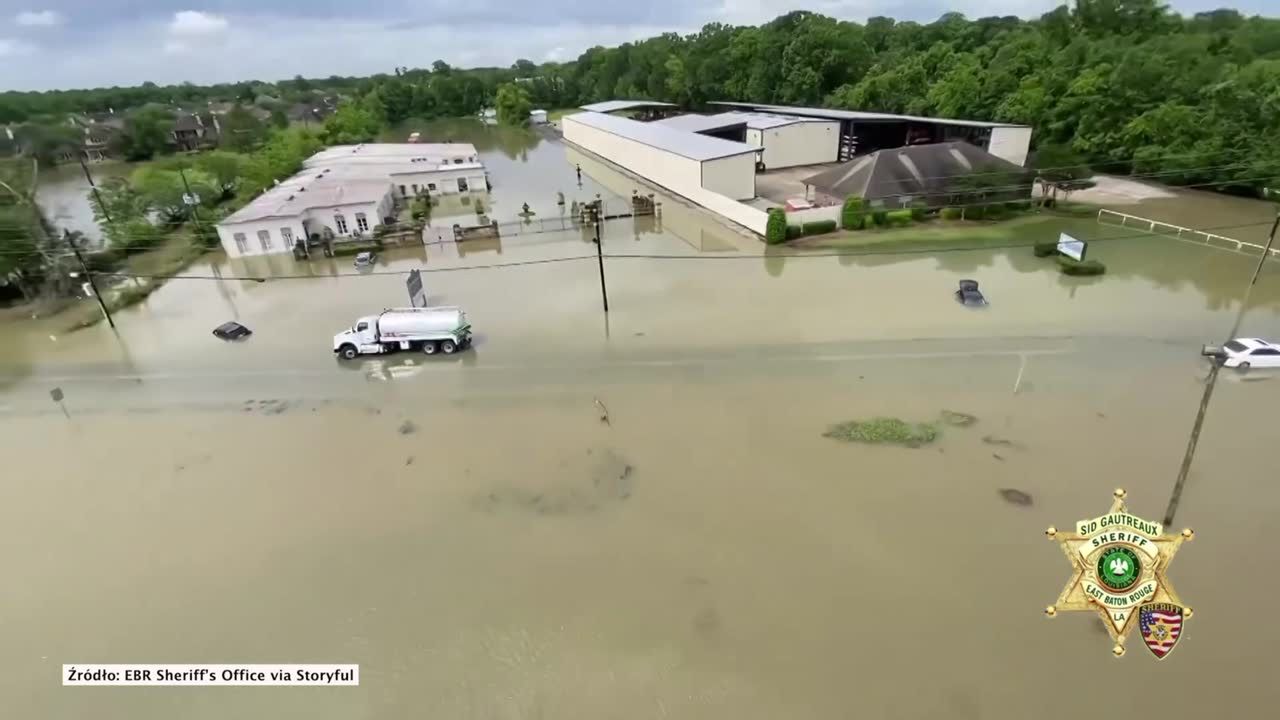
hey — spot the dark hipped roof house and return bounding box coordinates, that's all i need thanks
[802,141,1031,209]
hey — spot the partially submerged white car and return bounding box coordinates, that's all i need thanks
[1206,338,1280,370]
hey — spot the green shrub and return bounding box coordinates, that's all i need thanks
[841,196,866,230]
[966,205,986,220]
[870,209,888,226]
[823,417,939,448]
[984,204,1008,220]
[785,224,802,240]
[1006,200,1032,212]
[1033,239,1058,257]
[886,209,913,226]
[802,219,838,235]
[940,207,963,220]
[1056,255,1107,275]
[909,202,928,221]
[765,208,787,244]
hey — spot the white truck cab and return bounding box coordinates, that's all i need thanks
[334,307,472,360]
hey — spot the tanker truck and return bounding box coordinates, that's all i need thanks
[333,307,472,359]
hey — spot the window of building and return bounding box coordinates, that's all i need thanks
[280,227,294,245]
[257,229,272,251]
[412,184,419,194]
[334,214,349,234]
[428,183,437,191]
[399,185,406,196]
[453,158,464,164]
[233,232,248,253]
[355,213,369,233]
[457,177,469,192]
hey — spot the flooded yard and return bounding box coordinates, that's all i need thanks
[4,124,1280,718]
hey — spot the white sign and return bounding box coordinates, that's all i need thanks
[63,664,359,686]
[182,193,201,206]
[1057,232,1087,261]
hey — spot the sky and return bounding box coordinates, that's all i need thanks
[0,1,1274,91]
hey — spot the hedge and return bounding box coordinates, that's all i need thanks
[802,219,838,235]
[1056,255,1107,276]
[330,242,381,257]
[841,196,866,230]
[765,208,787,244]
[870,210,888,226]
[909,202,928,221]
[1033,239,1058,257]
[785,225,802,240]
[885,209,913,227]
[940,207,963,220]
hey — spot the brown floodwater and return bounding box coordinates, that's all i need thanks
[4,125,1280,717]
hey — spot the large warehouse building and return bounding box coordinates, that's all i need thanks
[653,112,840,170]
[712,102,1033,166]
[563,112,759,201]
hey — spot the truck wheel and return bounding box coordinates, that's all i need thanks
[422,341,438,355]
[339,345,358,360]
[440,339,457,354]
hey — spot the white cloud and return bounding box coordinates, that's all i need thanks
[168,10,230,37]
[14,10,63,27]
[0,38,36,57]
[544,46,567,62]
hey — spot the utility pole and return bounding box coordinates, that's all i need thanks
[78,156,110,223]
[1163,209,1280,525]
[66,232,114,329]
[178,167,204,238]
[591,195,608,313]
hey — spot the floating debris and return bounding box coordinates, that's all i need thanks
[477,447,635,516]
[981,435,1024,450]
[992,453,1005,462]
[823,418,939,448]
[398,420,418,435]
[998,488,1033,507]
[405,456,415,466]
[594,397,610,425]
[939,410,978,427]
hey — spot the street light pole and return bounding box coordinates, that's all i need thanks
[1163,209,1280,526]
[78,156,111,224]
[591,196,608,313]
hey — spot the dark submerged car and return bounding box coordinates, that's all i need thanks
[212,321,252,340]
[956,279,987,307]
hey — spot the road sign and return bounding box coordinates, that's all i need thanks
[406,269,427,308]
[1057,233,1087,261]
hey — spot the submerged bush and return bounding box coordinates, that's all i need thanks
[785,224,802,240]
[870,209,889,226]
[1033,239,1058,257]
[841,196,865,230]
[823,417,939,448]
[1056,255,1107,275]
[802,219,837,235]
[765,208,787,244]
[885,209,913,226]
[940,207,962,220]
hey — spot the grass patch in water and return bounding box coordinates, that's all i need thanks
[823,417,939,448]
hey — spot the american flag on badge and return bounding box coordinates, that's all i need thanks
[1139,603,1184,659]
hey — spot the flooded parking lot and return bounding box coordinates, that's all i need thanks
[5,125,1280,718]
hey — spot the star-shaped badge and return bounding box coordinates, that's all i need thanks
[1044,489,1194,658]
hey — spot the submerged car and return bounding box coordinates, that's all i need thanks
[955,279,987,307]
[212,321,252,341]
[353,251,378,267]
[1205,338,1280,370]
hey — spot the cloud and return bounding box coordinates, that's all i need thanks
[168,10,229,37]
[0,38,35,56]
[15,10,64,26]
[544,46,567,62]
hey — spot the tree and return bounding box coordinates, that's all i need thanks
[130,166,218,222]
[320,101,382,144]
[115,107,173,161]
[494,83,532,127]
[219,105,266,152]
[1034,144,1093,206]
[765,208,787,244]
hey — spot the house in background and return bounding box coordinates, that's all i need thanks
[170,112,221,151]
[802,141,1032,209]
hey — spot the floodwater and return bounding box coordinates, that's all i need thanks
[4,125,1280,718]
[35,161,135,246]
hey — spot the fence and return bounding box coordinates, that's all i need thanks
[1097,208,1279,256]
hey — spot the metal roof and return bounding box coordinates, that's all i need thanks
[711,102,1029,130]
[566,112,759,162]
[579,100,677,114]
[653,113,748,133]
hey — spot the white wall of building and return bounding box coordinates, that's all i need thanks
[987,126,1033,167]
[759,122,840,169]
[217,217,308,258]
[391,167,487,199]
[563,114,768,235]
[700,154,757,201]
